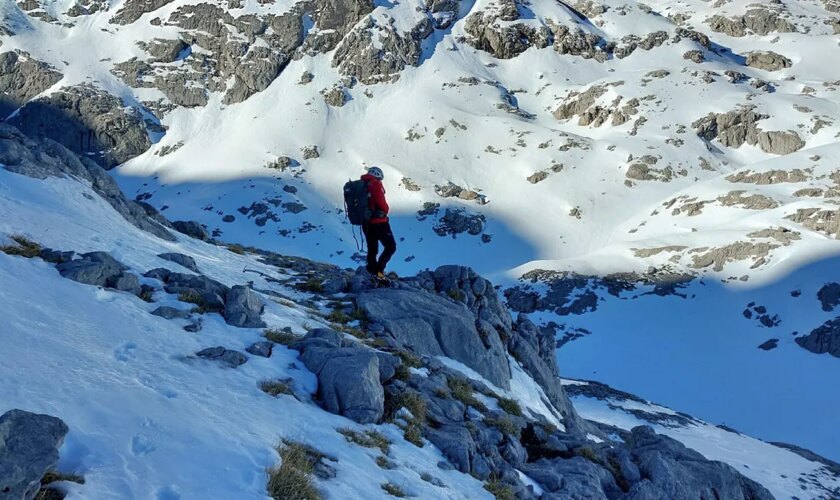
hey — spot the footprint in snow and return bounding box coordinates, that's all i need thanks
[130,434,156,456]
[114,342,137,362]
[137,375,179,399]
[156,486,180,500]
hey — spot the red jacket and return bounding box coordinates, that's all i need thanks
[361,173,389,224]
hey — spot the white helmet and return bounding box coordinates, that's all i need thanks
[367,166,384,180]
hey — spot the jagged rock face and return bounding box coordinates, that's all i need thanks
[8,85,152,169]
[111,0,175,25]
[510,316,581,431]
[464,3,552,60]
[333,15,433,84]
[747,50,793,71]
[0,409,69,500]
[113,5,305,108]
[0,124,175,241]
[796,317,840,358]
[0,51,62,118]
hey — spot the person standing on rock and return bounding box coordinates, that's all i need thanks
[360,166,397,283]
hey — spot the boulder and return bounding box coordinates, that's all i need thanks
[196,347,248,368]
[171,220,210,241]
[112,272,142,295]
[746,50,792,71]
[56,252,127,288]
[0,409,69,500]
[357,288,512,389]
[157,252,199,273]
[317,350,384,424]
[425,424,477,473]
[38,249,74,264]
[224,285,266,328]
[144,268,172,282]
[163,273,229,298]
[151,306,191,320]
[246,341,273,358]
[292,330,388,424]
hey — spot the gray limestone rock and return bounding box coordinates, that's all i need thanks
[246,341,273,358]
[707,9,796,37]
[333,15,433,84]
[56,252,128,289]
[163,273,229,299]
[8,84,153,169]
[0,409,69,500]
[357,287,511,389]
[224,285,266,328]
[196,346,248,368]
[626,426,774,499]
[0,51,62,118]
[151,306,191,320]
[171,221,210,241]
[746,51,793,71]
[111,0,175,24]
[157,252,199,273]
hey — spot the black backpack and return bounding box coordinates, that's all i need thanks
[343,179,371,225]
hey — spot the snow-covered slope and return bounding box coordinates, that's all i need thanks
[2,0,840,492]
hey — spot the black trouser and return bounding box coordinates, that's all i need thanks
[362,222,397,274]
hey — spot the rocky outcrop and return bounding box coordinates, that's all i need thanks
[433,209,486,237]
[0,124,175,241]
[464,1,551,59]
[624,426,774,499]
[113,5,305,107]
[196,346,248,368]
[0,51,62,118]
[111,0,175,24]
[692,106,804,155]
[333,15,433,84]
[746,51,793,71]
[0,409,69,500]
[8,84,152,169]
[796,318,840,358]
[818,283,840,311]
[707,9,796,37]
[357,286,512,389]
[282,266,769,497]
[785,208,840,238]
